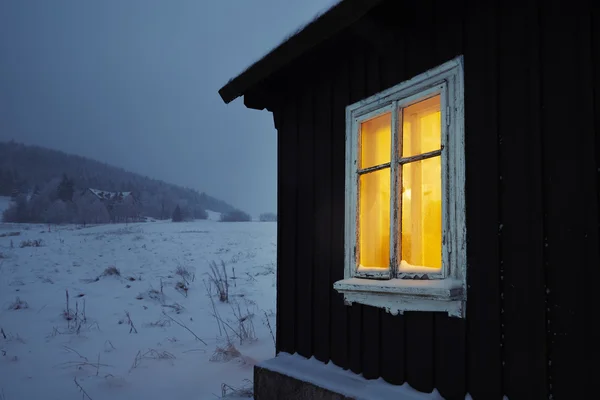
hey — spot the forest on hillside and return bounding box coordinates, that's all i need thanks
[0,141,240,223]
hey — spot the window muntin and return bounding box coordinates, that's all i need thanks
[353,88,447,280]
[338,56,466,317]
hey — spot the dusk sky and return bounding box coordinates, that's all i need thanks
[0,0,337,216]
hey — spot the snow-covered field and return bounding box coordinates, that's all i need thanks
[0,217,276,400]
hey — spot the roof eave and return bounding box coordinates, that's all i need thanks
[217,0,383,105]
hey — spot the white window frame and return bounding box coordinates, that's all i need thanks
[333,56,466,318]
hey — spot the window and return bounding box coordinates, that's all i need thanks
[333,56,466,318]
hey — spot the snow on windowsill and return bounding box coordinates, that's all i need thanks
[356,261,445,277]
[334,277,463,298]
[260,352,446,400]
[399,260,442,274]
[333,277,466,318]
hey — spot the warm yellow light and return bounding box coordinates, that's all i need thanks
[361,112,391,169]
[402,96,441,157]
[358,112,391,269]
[400,96,442,271]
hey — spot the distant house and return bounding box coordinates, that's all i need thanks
[81,188,141,223]
[218,1,599,399]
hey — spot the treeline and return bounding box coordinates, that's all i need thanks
[0,141,241,221]
[3,174,208,224]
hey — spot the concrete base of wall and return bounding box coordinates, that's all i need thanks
[254,364,354,400]
[253,353,438,400]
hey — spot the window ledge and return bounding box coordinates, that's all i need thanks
[333,278,466,318]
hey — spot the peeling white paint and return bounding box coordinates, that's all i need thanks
[338,55,467,318]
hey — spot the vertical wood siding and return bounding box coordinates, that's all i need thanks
[269,1,599,398]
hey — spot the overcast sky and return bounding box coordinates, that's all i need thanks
[0,0,337,216]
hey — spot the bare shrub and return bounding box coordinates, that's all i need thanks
[73,378,93,400]
[102,266,120,277]
[0,329,25,344]
[136,286,165,303]
[208,260,229,302]
[124,311,138,334]
[220,379,253,398]
[230,300,257,345]
[259,212,277,222]
[175,281,188,297]
[175,265,194,286]
[8,297,28,310]
[160,311,207,345]
[148,288,164,302]
[210,343,241,362]
[219,210,251,222]
[39,276,54,284]
[129,349,175,371]
[207,297,257,346]
[19,239,43,248]
[161,302,184,314]
[263,310,276,348]
[59,347,110,380]
[0,232,20,238]
[143,315,171,328]
[56,290,97,336]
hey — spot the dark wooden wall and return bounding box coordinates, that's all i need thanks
[264,1,600,398]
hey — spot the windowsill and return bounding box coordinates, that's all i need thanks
[333,277,466,318]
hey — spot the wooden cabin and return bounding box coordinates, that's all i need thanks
[218,1,600,399]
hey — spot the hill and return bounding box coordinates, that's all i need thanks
[0,141,238,221]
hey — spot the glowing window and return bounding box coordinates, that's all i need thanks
[354,94,443,278]
[336,56,466,317]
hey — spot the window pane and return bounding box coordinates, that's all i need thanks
[361,112,391,169]
[402,95,441,157]
[359,168,390,269]
[400,156,441,270]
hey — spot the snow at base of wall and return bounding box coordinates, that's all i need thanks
[260,353,509,400]
[260,352,444,400]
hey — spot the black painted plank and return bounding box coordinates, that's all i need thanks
[463,1,503,398]
[276,99,298,355]
[497,2,548,398]
[376,0,406,88]
[592,5,600,391]
[295,87,315,359]
[402,0,437,393]
[312,71,333,364]
[329,45,350,370]
[361,305,380,379]
[405,312,434,393]
[432,0,464,65]
[591,5,600,395]
[403,0,435,78]
[347,45,367,375]
[430,2,467,399]
[359,47,382,381]
[540,3,598,398]
[348,305,363,374]
[433,314,466,400]
[375,7,408,384]
[380,312,405,384]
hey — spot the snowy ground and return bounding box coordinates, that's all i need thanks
[0,217,276,400]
